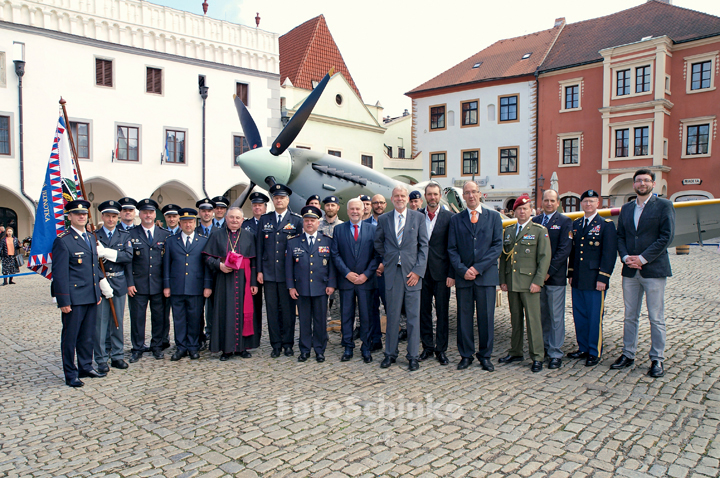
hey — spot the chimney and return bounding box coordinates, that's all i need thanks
[202,1,208,15]
[255,12,261,27]
[554,17,565,27]
[403,109,409,117]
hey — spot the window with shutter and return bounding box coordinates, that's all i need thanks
[147,67,162,94]
[95,59,113,87]
[236,82,249,106]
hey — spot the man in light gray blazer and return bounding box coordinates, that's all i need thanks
[374,185,429,371]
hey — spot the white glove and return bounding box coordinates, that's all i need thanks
[99,278,114,299]
[96,242,118,262]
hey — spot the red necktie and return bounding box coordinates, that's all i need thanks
[353,224,359,241]
[471,210,478,224]
[428,211,435,220]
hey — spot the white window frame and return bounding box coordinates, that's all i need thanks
[69,117,94,162]
[162,126,188,166]
[610,59,654,100]
[557,132,582,167]
[680,116,716,159]
[609,119,654,161]
[684,51,718,94]
[559,77,583,113]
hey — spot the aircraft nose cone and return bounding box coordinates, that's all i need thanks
[235,147,292,186]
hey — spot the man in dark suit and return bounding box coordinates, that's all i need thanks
[162,204,181,235]
[568,190,617,367]
[367,194,387,351]
[163,208,213,361]
[331,198,379,363]
[374,185,428,371]
[448,180,503,371]
[117,197,137,231]
[257,184,303,357]
[532,189,572,370]
[211,196,230,229]
[195,198,216,237]
[52,200,113,387]
[94,200,133,373]
[612,169,675,378]
[419,183,455,365]
[126,198,172,362]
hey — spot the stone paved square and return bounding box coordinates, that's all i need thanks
[1,246,719,477]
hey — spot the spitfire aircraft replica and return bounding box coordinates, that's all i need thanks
[231,69,720,249]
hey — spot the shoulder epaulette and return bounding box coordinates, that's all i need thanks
[58,230,69,238]
[287,234,301,240]
[117,228,129,234]
[290,212,302,218]
[605,218,613,222]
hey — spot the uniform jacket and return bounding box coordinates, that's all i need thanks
[243,217,261,235]
[126,225,171,295]
[568,215,618,290]
[257,211,303,282]
[419,207,455,282]
[195,223,215,238]
[285,232,337,296]
[331,221,378,290]
[448,208,503,288]
[163,233,213,295]
[532,212,573,286]
[617,196,674,278]
[51,228,103,308]
[374,208,428,292]
[499,221,552,291]
[95,227,133,295]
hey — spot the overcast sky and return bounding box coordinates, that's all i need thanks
[151,0,720,117]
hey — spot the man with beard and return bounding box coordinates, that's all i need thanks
[367,194,387,350]
[319,196,343,312]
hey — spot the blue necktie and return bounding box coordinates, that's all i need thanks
[542,215,549,227]
[147,230,153,242]
[108,231,113,240]
[82,232,92,249]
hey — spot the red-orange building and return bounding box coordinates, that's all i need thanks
[537,0,720,210]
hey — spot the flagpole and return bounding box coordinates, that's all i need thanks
[59,97,119,328]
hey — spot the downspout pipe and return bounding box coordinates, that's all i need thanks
[534,67,541,206]
[15,59,36,209]
[200,84,209,199]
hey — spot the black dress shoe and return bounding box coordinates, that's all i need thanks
[270,349,281,358]
[171,350,187,361]
[162,342,171,350]
[129,351,142,363]
[499,355,523,364]
[398,328,408,341]
[419,349,434,361]
[408,359,419,371]
[648,360,665,378]
[341,350,353,362]
[380,356,396,368]
[585,355,600,366]
[567,350,588,359]
[97,362,110,374]
[189,352,200,360]
[479,358,495,372]
[316,354,325,363]
[239,351,252,358]
[66,377,84,388]
[362,354,372,364]
[111,359,128,369]
[298,353,309,362]
[548,358,562,369]
[610,354,634,370]
[284,347,294,357]
[199,340,208,352]
[437,352,449,365]
[371,342,383,352]
[219,353,231,361]
[79,369,106,378]
[531,361,543,373]
[152,350,164,360]
[142,346,151,353]
[457,357,473,370]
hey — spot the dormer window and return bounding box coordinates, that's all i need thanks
[521,53,532,60]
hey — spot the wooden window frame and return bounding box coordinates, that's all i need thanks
[557,132,582,168]
[563,138,579,165]
[115,124,141,162]
[236,82,249,106]
[636,65,651,93]
[615,128,630,157]
[565,85,579,110]
[69,120,92,160]
[328,149,342,157]
[0,114,11,156]
[232,134,250,167]
[498,147,519,175]
[561,195,581,213]
[398,147,406,159]
[616,69,631,96]
[461,149,479,177]
[498,95,519,123]
[146,67,163,95]
[461,99,479,127]
[429,151,447,178]
[361,154,373,168]
[429,104,446,131]
[386,145,393,157]
[95,57,113,88]
[680,117,714,158]
[610,120,654,160]
[634,126,650,156]
[164,128,186,164]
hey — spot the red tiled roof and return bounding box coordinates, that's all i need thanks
[406,26,563,96]
[541,0,720,71]
[279,15,361,99]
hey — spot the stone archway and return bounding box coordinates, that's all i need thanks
[0,186,36,239]
[225,183,260,219]
[150,181,200,227]
[608,177,635,206]
[84,177,125,226]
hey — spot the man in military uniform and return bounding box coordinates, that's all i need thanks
[162,204,181,235]
[498,196,551,373]
[567,189,617,366]
[360,195,372,221]
[243,192,269,349]
[118,197,138,231]
[408,190,423,211]
[52,200,113,387]
[94,200,133,373]
[195,198,215,237]
[211,196,229,229]
[127,198,171,362]
[306,195,322,210]
[257,184,303,357]
[319,196,343,312]
[286,205,337,362]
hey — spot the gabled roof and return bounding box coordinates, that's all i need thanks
[541,0,720,71]
[279,15,361,99]
[406,25,563,96]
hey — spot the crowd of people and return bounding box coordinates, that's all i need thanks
[52,168,675,388]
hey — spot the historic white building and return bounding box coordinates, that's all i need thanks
[0,0,280,237]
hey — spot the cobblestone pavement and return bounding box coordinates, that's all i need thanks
[1,246,720,478]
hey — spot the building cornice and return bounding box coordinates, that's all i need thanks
[599,99,674,115]
[598,165,671,175]
[405,74,535,99]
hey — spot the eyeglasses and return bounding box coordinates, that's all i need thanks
[634,179,654,184]
[462,191,480,196]
[371,201,386,205]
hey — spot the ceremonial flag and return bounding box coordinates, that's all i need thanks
[27,115,83,279]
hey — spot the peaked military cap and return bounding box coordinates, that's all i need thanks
[138,198,159,211]
[65,199,91,213]
[270,184,292,197]
[98,200,121,215]
[301,205,322,219]
[211,196,229,208]
[178,208,198,220]
[117,197,138,209]
[196,198,215,210]
[161,204,181,216]
[249,192,269,204]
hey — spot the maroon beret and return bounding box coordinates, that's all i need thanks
[513,195,531,211]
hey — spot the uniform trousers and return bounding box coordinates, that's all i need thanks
[61,304,97,381]
[171,294,205,353]
[540,285,566,359]
[622,276,667,362]
[162,298,172,346]
[369,274,386,347]
[129,293,165,352]
[340,288,372,354]
[298,295,328,356]
[508,291,544,361]
[251,283,264,348]
[456,285,495,359]
[419,274,451,353]
[384,266,420,361]
[95,294,126,365]
[571,288,605,358]
[264,281,296,350]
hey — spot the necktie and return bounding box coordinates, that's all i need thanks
[82,232,92,249]
[108,231,113,240]
[309,236,314,248]
[147,229,153,242]
[584,219,589,229]
[397,214,404,245]
[277,214,282,224]
[471,210,478,224]
[353,224,359,241]
[215,221,219,228]
[517,224,522,237]
[542,215,549,227]
[428,211,435,220]
[185,236,191,248]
